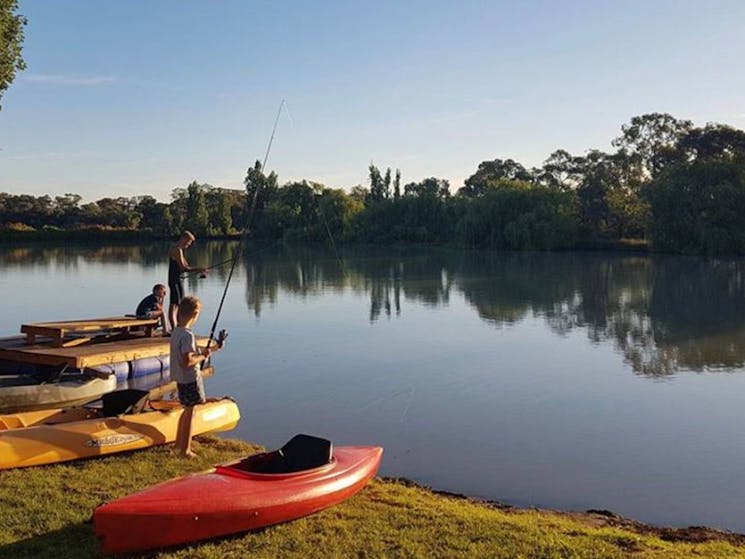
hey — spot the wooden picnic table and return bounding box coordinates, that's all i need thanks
[0,334,207,369]
[20,316,160,348]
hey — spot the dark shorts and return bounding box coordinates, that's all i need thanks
[177,378,205,407]
[169,281,184,306]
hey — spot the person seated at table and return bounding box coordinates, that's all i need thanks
[136,284,168,332]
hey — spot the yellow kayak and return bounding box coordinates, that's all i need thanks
[0,389,240,470]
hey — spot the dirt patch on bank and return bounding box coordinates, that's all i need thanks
[570,508,745,546]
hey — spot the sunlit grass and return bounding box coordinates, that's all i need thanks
[0,436,742,558]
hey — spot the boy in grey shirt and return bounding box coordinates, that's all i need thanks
[170,296,221,458]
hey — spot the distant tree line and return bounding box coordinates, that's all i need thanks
[3,113,745,254]
[0,183,247,238]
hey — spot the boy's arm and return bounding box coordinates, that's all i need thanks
[181,349,209,369]
[172,247,191,272]
[180,341,220,369]
[171,247,207,274]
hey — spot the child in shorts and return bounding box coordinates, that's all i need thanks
[170,296,220,458]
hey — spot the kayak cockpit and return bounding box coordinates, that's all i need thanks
[217,434,335,478]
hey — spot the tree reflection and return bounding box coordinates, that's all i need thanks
[0,242,167,268]
[6,241,745,376]
[234,246,745,376]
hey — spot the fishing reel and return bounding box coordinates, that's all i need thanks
[216,329,229,348]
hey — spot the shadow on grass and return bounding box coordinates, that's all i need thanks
[0,523,99,559]
[1,521,276,559]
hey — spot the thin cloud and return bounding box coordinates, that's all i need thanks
[2,150,103,161]
[19,74,117,86]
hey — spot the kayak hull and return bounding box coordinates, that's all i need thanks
[94,445,383,554]
[0,399,240,469]
[0,374,117,413]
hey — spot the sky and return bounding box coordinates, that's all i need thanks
[1,0,744,202]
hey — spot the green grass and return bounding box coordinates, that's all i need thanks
[0,436,743,558]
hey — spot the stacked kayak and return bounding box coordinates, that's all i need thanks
[0,354,171,413]
[0,326,176,413]
[94,434,383,554]
[0,389,240,469]
[0,372,117,413]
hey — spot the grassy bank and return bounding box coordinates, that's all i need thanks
[0,436,742,558]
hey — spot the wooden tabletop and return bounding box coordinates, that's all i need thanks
[21,316,160,347]
[0,334,208,369]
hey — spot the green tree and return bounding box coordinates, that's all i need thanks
[204,187,237,235]
[645,160,745,254]
[53,193,82,227]
[214,190,234,235]
[393,169,401,200]
[266,181,317,239]
[95,197,138,228]
[677,124,745,162]
[537,150,580,190]
[612,113,693,179]
[0,0,26,110]
[368,163,385,202]
[459,158,533,197]
[168,188,188,233]
[244,160,279,238]
[350,185,368,203]
[136,195,171,234]
[185,181,210,236]
[318,187,363,239]
[572,151,639,239]
[455,180,578,249]
[403,177,450,198]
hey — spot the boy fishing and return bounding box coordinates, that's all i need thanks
[171,296,221,458]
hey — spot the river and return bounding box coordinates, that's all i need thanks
[3,241,745,532]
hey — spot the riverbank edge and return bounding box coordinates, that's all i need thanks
[0,228,651,253]
[394,477,745,547]
[1,435,743,559]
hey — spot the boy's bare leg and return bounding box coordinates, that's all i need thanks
[168,304,178,332]
[175,405,197,458]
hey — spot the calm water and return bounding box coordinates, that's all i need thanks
[3,242,745,531]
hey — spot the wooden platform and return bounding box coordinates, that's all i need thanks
[21,316,160,347]
[0,334,209,369]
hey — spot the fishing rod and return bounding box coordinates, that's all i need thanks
[181,257,236,279]
[203,99,286,359]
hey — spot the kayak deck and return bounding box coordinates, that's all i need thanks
[0,396,240,469]
[94,437,383,554]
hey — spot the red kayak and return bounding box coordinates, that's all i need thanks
[94,434,383,554]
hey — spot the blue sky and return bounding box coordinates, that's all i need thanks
[1,0,744,201]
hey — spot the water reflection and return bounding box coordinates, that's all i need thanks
[237,246,745,377]
[3,241,745,376]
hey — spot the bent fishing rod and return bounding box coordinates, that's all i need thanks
[203,99,286,358]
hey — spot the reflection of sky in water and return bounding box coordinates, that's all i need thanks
[3,244,745,531]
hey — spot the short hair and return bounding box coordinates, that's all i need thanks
[177,296,202,321]
[181,230,196,242]
[152,283,167,294]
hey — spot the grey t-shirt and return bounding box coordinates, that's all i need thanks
[170,326,200,384]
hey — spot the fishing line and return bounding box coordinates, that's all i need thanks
[202,99,286,359]
[315,198,348,279]
[182,238,286,280]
